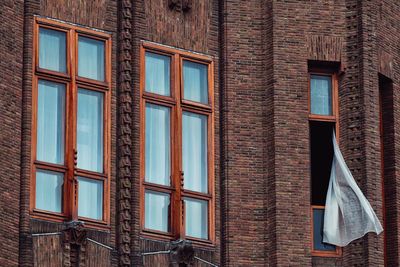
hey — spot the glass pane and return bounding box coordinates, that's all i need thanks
[35,170,63,213]
[311,75,332,115]
[145,104,170,186]
[183,112,208,193]
[145,52,170,96]
[78,36,105,81]
[145,191,170,232]
[185,198,208,239]
[37,80,65,164]
[77,89,104,173]
[78,177,103,220]
[39,28,66,72]
[183,60,208,104]
[313,208,336,251]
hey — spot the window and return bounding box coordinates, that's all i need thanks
[379,74,394,265]
[309,70,341,256]
[31,17,111,227]
[140,43,214,244]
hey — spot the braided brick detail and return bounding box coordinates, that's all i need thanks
[63,243,71,267]
[118,0,133,266]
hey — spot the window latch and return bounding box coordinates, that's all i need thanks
[180,171,184,188]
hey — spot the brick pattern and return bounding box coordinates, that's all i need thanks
[0,0,24,266]
[117,0,133,266]
[358,1,385,265]
[307,35,344,62]
[144,0,211,53]
[131,0,220,266]
[221,1,269,266]
[32,235,63,267]
[0,0,398,266]
[378,0,400,265]
[40,0,108,29]
[272,0,345,266]
[18,0,118,266]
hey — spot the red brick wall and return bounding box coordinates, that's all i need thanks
[378,1,400,266]
[0,0,397,266]
[220,0,269,265]
[130,0,221,265]
[18,0,118,266]
[271,0,347,265]
[0,1,24,266]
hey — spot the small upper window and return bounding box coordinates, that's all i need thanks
[78,36,105,81]
[145,52,171,96]
[183,60,208,104]
[39,28,67,73]
[310,75,332,116]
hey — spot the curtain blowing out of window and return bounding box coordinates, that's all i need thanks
[323,132,383,246]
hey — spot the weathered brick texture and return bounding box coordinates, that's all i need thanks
[18,0,118,266]
[0,0,24,266]
[0,0,398,266]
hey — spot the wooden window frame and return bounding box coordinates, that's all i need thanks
[311,205,342,257]
[309,70,342,257]
[30,17,111,229]
[140,42,215,247]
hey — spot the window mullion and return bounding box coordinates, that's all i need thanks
[173,53,184,239]
[69,29,78,221]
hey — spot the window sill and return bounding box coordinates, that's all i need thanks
[311,249,342,258]
[141,230,216,249]
[30,210,110,231]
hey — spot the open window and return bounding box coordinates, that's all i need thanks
[309,70,341,256]
[379,74,394,265]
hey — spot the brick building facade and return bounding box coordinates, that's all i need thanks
[0,0,398,266]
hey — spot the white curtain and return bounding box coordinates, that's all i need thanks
[37,80,65,164]
[36,170,63,213]
[78,177,103,220]
[183,61,208,103]
[145,191,169,232]
[310,75,332,115]
[185,198,208,239]
[323,132,383,246]
[182,112,208,193]
[78,37,105,81]
[145,52,170,96]
[77,89,103,173]
[145,104,170,185]
[39,28,66,72]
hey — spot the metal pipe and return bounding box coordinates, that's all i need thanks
[141,250,171,256]
[86,238,114,250]
[31,232,62,237]
[194,256,219,267]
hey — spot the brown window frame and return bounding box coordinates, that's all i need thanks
[309,70,342,257]
[30,17,111,229]
[140,42,215,246]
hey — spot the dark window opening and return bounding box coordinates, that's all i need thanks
[310,121,335,206]
[379,74,394,266]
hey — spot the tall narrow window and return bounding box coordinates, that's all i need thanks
[309,70,341,256]
[140,43,214,245]
[379,75,394,266]
[31,17,111,227]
